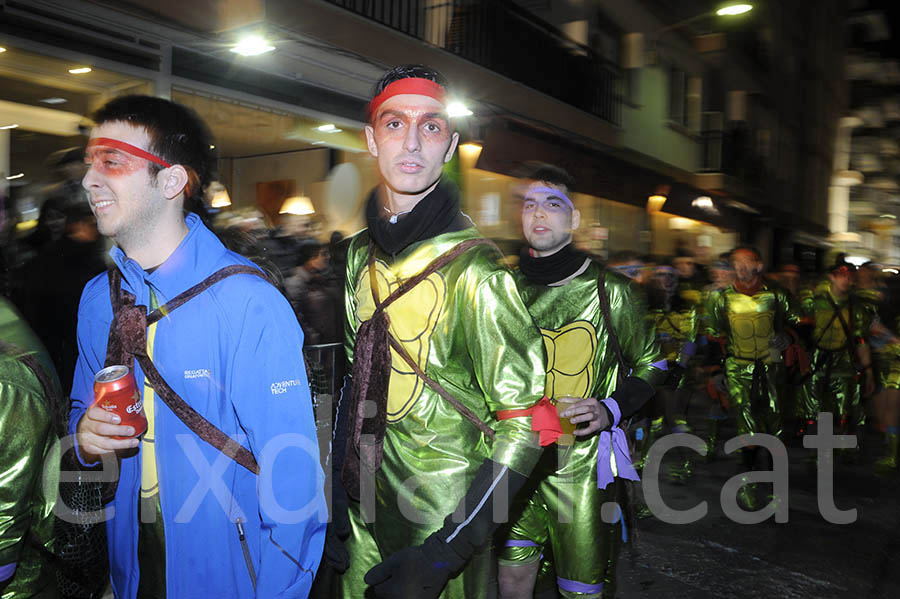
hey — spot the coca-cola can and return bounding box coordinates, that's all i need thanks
[93,365,147,439]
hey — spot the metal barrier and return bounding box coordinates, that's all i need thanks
[303,342,347,470]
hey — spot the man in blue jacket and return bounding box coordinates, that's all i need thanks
[70,95,326,598]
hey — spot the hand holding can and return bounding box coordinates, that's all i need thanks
[92,365,148,440]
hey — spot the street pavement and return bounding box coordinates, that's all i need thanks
[616,418,900,599]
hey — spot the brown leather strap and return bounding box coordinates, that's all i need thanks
[134,351,259,474]
[367,237,495,315]
[365,236,498,435]
[107,265,268,475]
[147,265,268,325]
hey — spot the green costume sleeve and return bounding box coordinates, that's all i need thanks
[705,289,728,339]
[463,269,544,475]
[0,358,54,580]
[851,294,871,339]
[776,286,803,328]
[343,234,365,366]
[606,275,665,387]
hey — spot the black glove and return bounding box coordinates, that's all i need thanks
[324,375,353,573]
[363,531,465,598]
[364,458,530,598]
[610,375,657,420]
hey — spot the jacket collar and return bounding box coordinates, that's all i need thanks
[110,213,227,307]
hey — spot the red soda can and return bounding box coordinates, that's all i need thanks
[93,365,147,439]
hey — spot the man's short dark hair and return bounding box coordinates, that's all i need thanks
[92,95,216,218]
[516,161,576,191]
[372,64,449,99]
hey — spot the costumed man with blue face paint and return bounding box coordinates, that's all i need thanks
[496,165,666,599]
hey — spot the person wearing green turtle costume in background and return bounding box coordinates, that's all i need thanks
[496,164,665,599]
[801,260,875,459]
[706,246,802,510]
[327,65,553,599]
[643,259,703,482]
[856,261,900,473]
[0,296,60,598]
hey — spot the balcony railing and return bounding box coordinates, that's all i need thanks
[699,112,766,187]
[324,0,622,125]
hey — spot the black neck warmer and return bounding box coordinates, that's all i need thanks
[519,243,589,286]
[366,179,470,255]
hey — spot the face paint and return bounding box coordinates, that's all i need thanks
[373,106,452,144]
[610,263,644,281]
[522,184,574,211]
[85,137,170,178]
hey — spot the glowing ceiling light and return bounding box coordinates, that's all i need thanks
[647,194,667,213]
[0,124,19,130]
[447,102,473,117]
[316,124,342,133]
[230,36,275,57]
[692,196,714,209]
[716,3,753,16]
[279,195,315,215]
[0,47,7,53]
[6,173,24,180]
[68,66,92,74]
[211,189,231,208]
[39,97,67,104]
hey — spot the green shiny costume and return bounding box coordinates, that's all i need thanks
[0,298,59,599]
[801,282,871,425]
[498,263,664,599]
[706,283,799,437]
[857,289,900,391]
[650,289,700,390]
[341,226,546,599]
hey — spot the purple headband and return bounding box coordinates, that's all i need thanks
[523,185,574,209]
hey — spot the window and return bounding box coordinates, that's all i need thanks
[668,66,687,126]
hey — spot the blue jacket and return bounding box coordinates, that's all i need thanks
[69,214,326,598]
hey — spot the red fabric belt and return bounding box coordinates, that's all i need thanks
[497,396,561,447]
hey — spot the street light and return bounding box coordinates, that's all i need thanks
[716,4,753,17]
[654,3,753,36]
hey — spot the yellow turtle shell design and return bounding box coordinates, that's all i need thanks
[726,293,774,359]
[815,307,850,350]
[541,321,597,400]
[356,259,446,423]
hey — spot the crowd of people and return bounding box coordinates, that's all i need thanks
[0,61,897,599]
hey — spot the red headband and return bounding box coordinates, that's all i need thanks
[87,137,172,168]
[368,77,447,120]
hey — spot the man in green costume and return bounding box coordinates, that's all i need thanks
[496,166,665,599]
[0,297,60,598]
[328,65,553,599]
[706,247,800,508]
[801,261,875,444]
